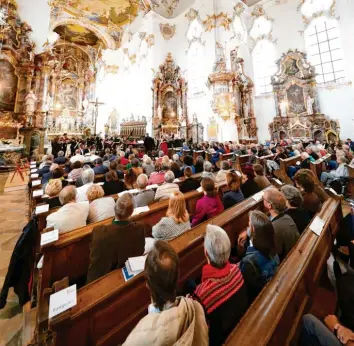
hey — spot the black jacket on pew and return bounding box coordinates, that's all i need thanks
[0,217,37,308]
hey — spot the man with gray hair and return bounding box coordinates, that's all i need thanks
[202,161,215,180]
[76,168,95,202]
[215,160,230,184]
[134,174,155,207]
[54,151,67,165]
[38,155,54,177]
[70,148,85,164]
[281,185,311,235]
[87,193,149,284]
[263,188,299,261]
[46,185,89,234]
[193,225,248,345]
[41,163,59,186]
[172,153,183,168]
[154,171,180,202]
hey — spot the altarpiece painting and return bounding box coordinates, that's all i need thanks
[269,49,340,142]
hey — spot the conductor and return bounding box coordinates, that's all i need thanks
[144,133,155,153]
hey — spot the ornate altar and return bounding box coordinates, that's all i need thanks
[230,48,258,141]
[269,49,340,142]
[120,115,147,139]
[152,53,188,139]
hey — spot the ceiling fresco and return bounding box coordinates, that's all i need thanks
[54,24,102,46]
[63,0,139,26]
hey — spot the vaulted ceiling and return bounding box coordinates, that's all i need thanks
[146,0,195,19]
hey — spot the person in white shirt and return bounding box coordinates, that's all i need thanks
[320,156,349,185]
[76,168,95,202]
[154,171,179,202]
[134,174,155,208]
[70,149,85,164]
[87,185,115,223]
[46,185,89,234]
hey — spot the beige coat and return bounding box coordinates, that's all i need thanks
[154,183,180,202]
[123,297,209,346]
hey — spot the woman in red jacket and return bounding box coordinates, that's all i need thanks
[159,139,168,156]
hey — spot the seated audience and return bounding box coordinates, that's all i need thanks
[93,158,109,175]
[306,145,320,161]
[306,169,329,203]
[223,171,244,209]
[124,168,138,189]
[321,156,349,185]
[38,155,53,177]
[148,162,166,185]
[119,151,129,165]
[202,161,215,180]
[263,188,300,261]
[109,160,124,179]
[241,165,261,199]
[86,193,150,284]
[152,191,191,240]
[172,154,183,168]
[131,158,143,177]
[54,151,67,164]
[294,169,322,216]
[46,186,89,234]
[191,177,224,227]
[281,185,311,235]
[171,162,182,179]
[102,170,125,196]
[142,155,154,177]
[215,161,230,184]
[154,171,180,201]
[179,166,200,193]
[134,174,155,207]
[41,163,58,185]
[68,161,83,181]
[253,164,271,190]
[195,156,204,173]
[123,240,208,346]
[182,155,196,174]
[45,178,63,209]
[194,225,248,346]
[76,168,95,202]
[240,210,279,302]
[70,149,85,164]
[86,185,115,223]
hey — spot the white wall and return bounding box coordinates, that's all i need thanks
[252,0,354,142]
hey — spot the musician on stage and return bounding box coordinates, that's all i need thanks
[144,133,155,153]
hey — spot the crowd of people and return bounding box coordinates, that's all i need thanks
[35,133,354,345]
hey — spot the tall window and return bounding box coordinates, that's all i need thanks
[304,17,345,84]
[253,40,277,95]
[187,19,205,98]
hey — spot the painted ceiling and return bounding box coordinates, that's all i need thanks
[54,24,102,46]
[63,0,139,26]
[147,0,194,19]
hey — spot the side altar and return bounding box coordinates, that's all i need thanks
[269,49,340,142]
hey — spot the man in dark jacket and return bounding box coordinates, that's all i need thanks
[93,158,109,175]
[54,151,67,164]
[263,188,300,261]
[179,167,200,193]
[144,133,155,153]
[86,193,151,284]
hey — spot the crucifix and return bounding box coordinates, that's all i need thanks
[90,98,105,135]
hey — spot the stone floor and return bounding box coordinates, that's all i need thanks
[0,172,29,346]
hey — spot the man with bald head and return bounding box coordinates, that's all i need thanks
[133,174,155,207]
[263,188,300,261]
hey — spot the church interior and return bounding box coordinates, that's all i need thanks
[0,0,354,345]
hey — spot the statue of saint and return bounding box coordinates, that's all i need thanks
[25,90,37,115]
[157,104,162,120]
[280,101,287,117]
[243,95,249,118]
[82,98,89,114]
[178,104,183,119]
[306,95,314,115]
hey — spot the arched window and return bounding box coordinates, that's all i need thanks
[253,39,277,95]
[187,19,205,98]
[304,16,345,84]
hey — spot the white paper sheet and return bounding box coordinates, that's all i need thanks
[132,206,150,216]
[310,216,325,236]
[274,179,282,185]
[96,182,104,186]
[41,229,59,246]
[33,189,44,197]
[173,178,181,183]
[32,180,41,187]
[49,285,77,319]
[30,169,38,173]
[35,204,49,214]
[146,184,158,190]
[329,188,338,195]
[128,256,147,272]
[119,189,139,197]
[253,191,264,202]
[197,187,203,193]
[31,174,39,178]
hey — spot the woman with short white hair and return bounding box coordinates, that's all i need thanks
[193,225,248,345]
[142,155,154,177]
[76,168,95,202]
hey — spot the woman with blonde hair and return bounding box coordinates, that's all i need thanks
[152,191,191,241]
[86,184,115,223]
[223,171,244,209]
[45,178,63,209]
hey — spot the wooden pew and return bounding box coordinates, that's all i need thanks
[348,164,354,198]
[225,195,342,345]
[235,154,252,173]
[47,189,270,346]
[274,155,301,185]
[192,150,204,164]
[255,154,275,166]
[310,153,331,184]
